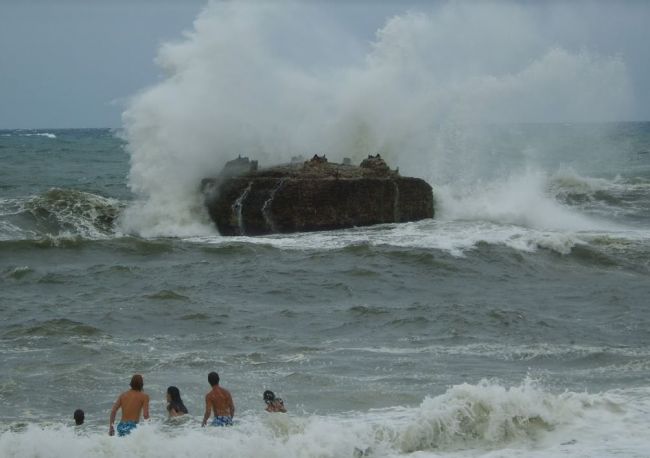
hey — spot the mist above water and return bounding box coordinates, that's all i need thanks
[120,1,633,237]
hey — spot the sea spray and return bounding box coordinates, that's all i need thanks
[435,168,622,232]
[120,2,632,237]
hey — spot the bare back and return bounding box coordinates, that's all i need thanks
[203,385,234,425]
[116,390,150,422]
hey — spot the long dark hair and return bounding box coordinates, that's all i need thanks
[167,386,188,414]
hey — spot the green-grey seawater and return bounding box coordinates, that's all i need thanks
[1,126,650,457]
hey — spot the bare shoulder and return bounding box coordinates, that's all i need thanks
[221,387,232,396]
[112,394,121,409]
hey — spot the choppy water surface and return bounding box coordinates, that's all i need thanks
[1,126,650,457]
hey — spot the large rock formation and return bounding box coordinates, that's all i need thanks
[201,155,434,236]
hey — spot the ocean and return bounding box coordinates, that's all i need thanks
[0,124,649,457]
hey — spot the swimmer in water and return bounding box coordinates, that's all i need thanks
[166,386,188,417]
[263,390,287,413]
[202,371,235,427]
[109,374,150,437]
[73,409,84,426]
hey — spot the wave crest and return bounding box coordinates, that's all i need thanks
[0,189,124,240]
[0,379,643,457]
[120,2,633,238]
[396,379,576,452]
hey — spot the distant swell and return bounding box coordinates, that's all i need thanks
[1,131,57,139]
[3,318,104,338]
[145,290,190,301]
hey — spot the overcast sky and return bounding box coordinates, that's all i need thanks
[1,0,649,129]
[1,0,206,128]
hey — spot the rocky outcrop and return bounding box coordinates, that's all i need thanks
[201,155,434,236]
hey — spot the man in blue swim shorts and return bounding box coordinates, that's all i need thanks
[109,374,150,437]
[211,415,234,426]
[202,371,235,427]
[116,420,138,436]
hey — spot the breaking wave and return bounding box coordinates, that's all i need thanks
[24,132,57,139]
[188,218,650,259]
[0,379,647,457]
[0,189,124,241]
[549,168,650,223]
[0,131,57,139]
[121,2,633,238]
[2,183,645,261]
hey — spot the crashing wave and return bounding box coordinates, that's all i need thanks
[0,189,124,240]
[0,379,642,457]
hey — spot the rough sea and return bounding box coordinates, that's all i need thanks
[1,124,650,457]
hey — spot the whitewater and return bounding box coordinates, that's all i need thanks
[2,2,650,457]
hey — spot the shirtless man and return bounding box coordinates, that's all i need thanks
[202,371,235,427]
[109,374,150,436]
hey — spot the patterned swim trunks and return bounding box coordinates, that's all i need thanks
[117,421,138,436]
[211,416,233,426]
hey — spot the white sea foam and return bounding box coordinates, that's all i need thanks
[1,380,649,457]
[187,219,613,256]
[18,132,57,139]
[0,221,30,241]
[435,168,626,232]
[120,2,632,238]
[0,191,123,241]
[338,342,650,361]
[550,168,623,195]
[0,198,34,240]
[29,189,122,239]
[0,197,25,215]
